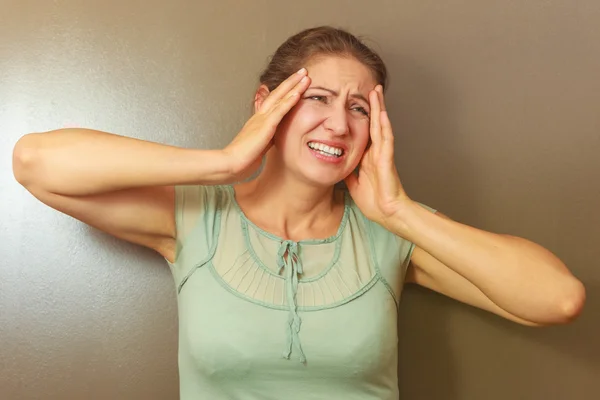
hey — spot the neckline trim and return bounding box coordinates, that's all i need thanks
[225,184,350,245]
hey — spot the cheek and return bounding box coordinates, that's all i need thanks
[275,104,322,145]
[351,122,371,151]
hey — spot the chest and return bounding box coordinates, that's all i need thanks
[177,267,398,379]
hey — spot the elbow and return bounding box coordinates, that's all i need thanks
[12,133,41,188]
[521,277,586,327]
[557,279,586,323]
[542,278,586,326]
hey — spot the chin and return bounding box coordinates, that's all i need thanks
[295,166,349,188]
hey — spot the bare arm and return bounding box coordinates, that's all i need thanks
[405,249,545,326]
[12,128,230,262]
[396,205,585,326]
[13,128,230,196]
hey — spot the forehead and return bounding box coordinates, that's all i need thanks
[304,56,377,91]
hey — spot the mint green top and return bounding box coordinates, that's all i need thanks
[167,184,435,400]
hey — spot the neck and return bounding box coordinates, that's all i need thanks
[236,154,343,240]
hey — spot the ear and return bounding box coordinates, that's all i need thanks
[254,84,270,114]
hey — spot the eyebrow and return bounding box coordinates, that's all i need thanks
[308,86,369,105]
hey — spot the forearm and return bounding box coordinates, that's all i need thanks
[12,128,230,196]
[389,200,585,324]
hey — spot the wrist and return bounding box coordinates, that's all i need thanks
[188,148,233,185]
[383,198,422,239]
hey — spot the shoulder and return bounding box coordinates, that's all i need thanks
[346,192,438,271]
[344,192,411,263]
[174,183,228,203]
[345,191,436,242]
[168,184,232,263]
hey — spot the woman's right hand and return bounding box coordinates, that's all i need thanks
[221,68,311,182]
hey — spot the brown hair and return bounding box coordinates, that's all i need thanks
[259,26,388,92]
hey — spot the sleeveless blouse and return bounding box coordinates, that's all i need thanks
[167,184,435,400]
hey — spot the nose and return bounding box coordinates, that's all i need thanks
[323,102,350,136]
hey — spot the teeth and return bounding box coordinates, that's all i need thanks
[308,142,343,157]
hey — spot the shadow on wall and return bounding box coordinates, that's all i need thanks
[505,282,600,371]
[398,282,598,400]
[398,286,460,400]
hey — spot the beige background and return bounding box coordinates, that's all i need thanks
[1,0,598,399]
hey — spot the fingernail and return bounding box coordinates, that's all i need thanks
[297,67,306,74]
[301,76,308,83]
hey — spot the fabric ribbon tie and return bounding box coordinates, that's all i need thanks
[277,240,306,363]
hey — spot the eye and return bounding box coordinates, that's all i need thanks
[307,95,327,103]
[306,95,369,117]
[351,106,370,117]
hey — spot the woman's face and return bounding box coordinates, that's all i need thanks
[270,56,378,187]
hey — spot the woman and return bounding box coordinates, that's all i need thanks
[12,26,585,399]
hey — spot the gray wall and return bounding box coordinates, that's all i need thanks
[1,1,598,399]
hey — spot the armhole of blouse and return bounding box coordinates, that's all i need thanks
[363,214,400,307]
[166,184,216,270]
[172,185,225,294]
[165,185,186,266]
[170,185,206,264]
[362,201,437,309]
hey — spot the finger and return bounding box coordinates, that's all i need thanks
[268,75,311,120]
[375,85,386,112]
[380,111,394,140]
[379,110,395,160]
[369,89,383,145]
[260,68,308,111]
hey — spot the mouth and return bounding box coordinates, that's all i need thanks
[307,141,345,158]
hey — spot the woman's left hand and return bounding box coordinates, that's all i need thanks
[344,85,411,230]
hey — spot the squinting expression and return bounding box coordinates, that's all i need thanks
[274,56,378,186]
